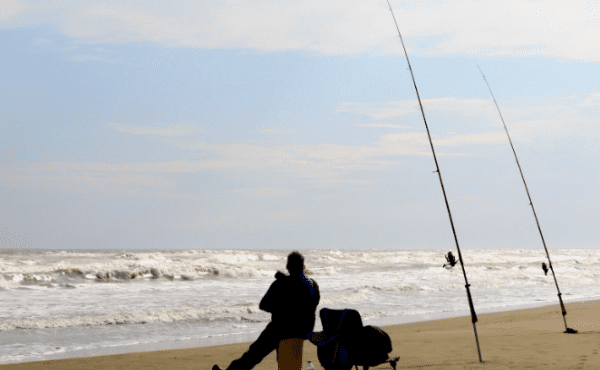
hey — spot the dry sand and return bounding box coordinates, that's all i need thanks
[3,300,599,370]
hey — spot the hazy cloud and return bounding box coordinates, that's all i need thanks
[337,100,417,119]
[70,54,117,62]
[0,0,28,22]
[338,98,492,119]
[0,164,176,197]
[356,123,412,129]
[2,92,591,195]
[580,92,600,107]
[34,38,51,45]
[258,128,289,136]
[194,207,306,232]
[434,132,507,147]
[233,188,293,197]
[4,0,600,61]
[562,94,578,100]
[375,131,502,155]
[266,210,305,221]
[340,97,598,144]
[113,124,201,136]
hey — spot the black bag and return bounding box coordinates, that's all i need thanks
[351,325,392,366]
[312,308,397,370]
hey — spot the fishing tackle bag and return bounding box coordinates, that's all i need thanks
[309,308,398,370]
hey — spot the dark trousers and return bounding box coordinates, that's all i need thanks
[227,322,281,370]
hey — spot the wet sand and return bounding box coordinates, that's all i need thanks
[2,300,599,370]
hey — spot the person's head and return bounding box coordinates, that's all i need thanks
[448,251,453,254]
[286,251,305,275]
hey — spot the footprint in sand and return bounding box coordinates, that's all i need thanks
[576,354,588,369]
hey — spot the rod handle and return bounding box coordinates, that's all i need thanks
[558,293,567,316]
[465,284,478,323]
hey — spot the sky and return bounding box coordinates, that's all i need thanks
[0,0,598,250]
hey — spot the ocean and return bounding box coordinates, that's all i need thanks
[1,248,598,364]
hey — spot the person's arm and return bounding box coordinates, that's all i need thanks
[308,331,337,346]
[259,276,284,313]
[313,280,320,307]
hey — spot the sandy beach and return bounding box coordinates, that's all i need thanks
[2,300,599,370]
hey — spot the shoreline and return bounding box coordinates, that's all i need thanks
[3,299,600,369]
[2,296,595,365]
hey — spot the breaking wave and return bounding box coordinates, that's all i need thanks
[0,305,269,331]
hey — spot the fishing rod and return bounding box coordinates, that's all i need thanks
[477,66,577,334]
[385,0,484,362]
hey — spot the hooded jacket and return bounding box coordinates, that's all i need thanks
[259,271,320,339]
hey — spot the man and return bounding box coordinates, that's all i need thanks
[213,251,320,370]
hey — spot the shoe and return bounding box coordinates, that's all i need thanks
[213,365,224,370]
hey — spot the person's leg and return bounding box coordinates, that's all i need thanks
[226,323,280,370]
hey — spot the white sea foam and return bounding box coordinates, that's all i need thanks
[320,290,365,305]
[0,305,269,331]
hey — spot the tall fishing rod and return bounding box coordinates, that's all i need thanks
[385,0,484,362]
[477,66,577,334]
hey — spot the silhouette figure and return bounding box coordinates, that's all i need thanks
[542,262,548,276]
[213,251,320,370]
[443,251,457,268]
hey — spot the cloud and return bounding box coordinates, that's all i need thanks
[233,188,292,197]
[338,98,492,119]
[70,54,117,62]
[4,0,600,61]
[377,131,506,155]
[418,98,492,114]
[377,132,431,155]
[434,132,507,147]
[0,0,28,22]
[292,143,382,161]
[34,38,51,45]
[337,100,417,119]
[580,92,600,107]
[194,208,305,232]
[266,210,304,221]
[356,123,412,129]
[497,102,599,142]
[4,110,510,192]
[113,124,201,136]
[0,164,176,197]
[180,142,393,187]
[311,194,343,200]
[339,96,600,145]
[562,94,578,100]
[258,128,289,136]
[3,93,592,194]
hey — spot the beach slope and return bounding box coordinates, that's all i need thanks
[3,300,599,370]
